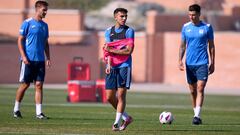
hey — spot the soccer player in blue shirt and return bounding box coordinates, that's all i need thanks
[104,8,134,131]
[179,4,215,125]
[13,0,51,119]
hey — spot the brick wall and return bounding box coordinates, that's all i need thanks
[136,0,240,12]
[0,0,26,9]
[0,37,100,83]
[163,32,240,89]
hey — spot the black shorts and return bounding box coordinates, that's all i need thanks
[19,61,45,83]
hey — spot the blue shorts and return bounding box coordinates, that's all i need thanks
[19,61,45,83]
[186,64,208,84]
[105,67,131,90]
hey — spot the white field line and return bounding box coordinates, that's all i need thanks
[0,132,94,135]
[23,103,240,112]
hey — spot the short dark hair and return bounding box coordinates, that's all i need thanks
[113,8,128,15]
[35,0,48,8]
[189,4,201,13]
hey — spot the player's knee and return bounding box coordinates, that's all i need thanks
[24,83,30,87]
[190,89,196,95]
[18,83,30,94]
[197,88,204,94]
[21,83,30,89]
[117,94,126,102]
[106,94,114,102]
[197,86,205,93]
[35,82,43,89]
[106,96,111,102]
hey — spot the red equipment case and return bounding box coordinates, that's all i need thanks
[67,57,90,81]
[96,79,107,103]
[67,80,96,102]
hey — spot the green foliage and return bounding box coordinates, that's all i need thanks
[47,0,111,12]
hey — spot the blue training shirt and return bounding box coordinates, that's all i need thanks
[104,26,135,68]
[19,17,49,61]
[181,21,214,65]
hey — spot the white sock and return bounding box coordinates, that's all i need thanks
[114,112,122,125]
[14,101,20,112]
[193,107,196,116]
[36,104,42,115]
[122,112,129,121]
[194,106,201,118]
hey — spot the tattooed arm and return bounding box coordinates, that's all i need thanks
[179,40,186,71]
[208,39,215,75]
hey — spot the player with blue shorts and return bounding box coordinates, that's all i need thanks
[178,4,215,125]
[13,0,51,119]
[104,8,134,131]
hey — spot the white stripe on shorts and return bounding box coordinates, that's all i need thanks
[19,61,26,82]
[126,67,131,88]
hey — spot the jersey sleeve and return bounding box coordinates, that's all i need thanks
[19,21,29,37]
[126,28,135,38]
[104,28,111,43]
[181,26,186,41]
[207,25,214,40]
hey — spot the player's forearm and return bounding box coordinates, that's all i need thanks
[17,36,27,59]
[110,49,130,55]
[45,41,50,60]
[107,56,111,67]
[179,42,186,62]
[208,40,215,65]
[109,46,133,55]
[209,44,215,65]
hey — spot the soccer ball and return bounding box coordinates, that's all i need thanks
[159,111,174,124]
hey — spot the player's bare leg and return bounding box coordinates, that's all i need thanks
[188,83,197,108]
[117,88,133,131]
[13,83,30,118]
[106,88,132,131]
[196,80,207,107]
[35,81,43,104]
[15,83,30,102]
[111,88,127,131]
[116,88,126,113]
[35,81,48,119]
[191,81,206,125]
[106,89,120,130]
[106,90,118,109]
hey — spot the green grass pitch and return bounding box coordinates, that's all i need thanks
[0,86,239,135]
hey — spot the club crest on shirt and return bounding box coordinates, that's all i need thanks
[199,29,204,34]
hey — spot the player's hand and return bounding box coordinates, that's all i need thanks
[208,63,214,75]
[103,43,107,50]
[105,66,111,74]
[178,61,184,71]
[103,43,106,49]
[46,59,51,68]
[104,44,111,52]
[22,57,30,65]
